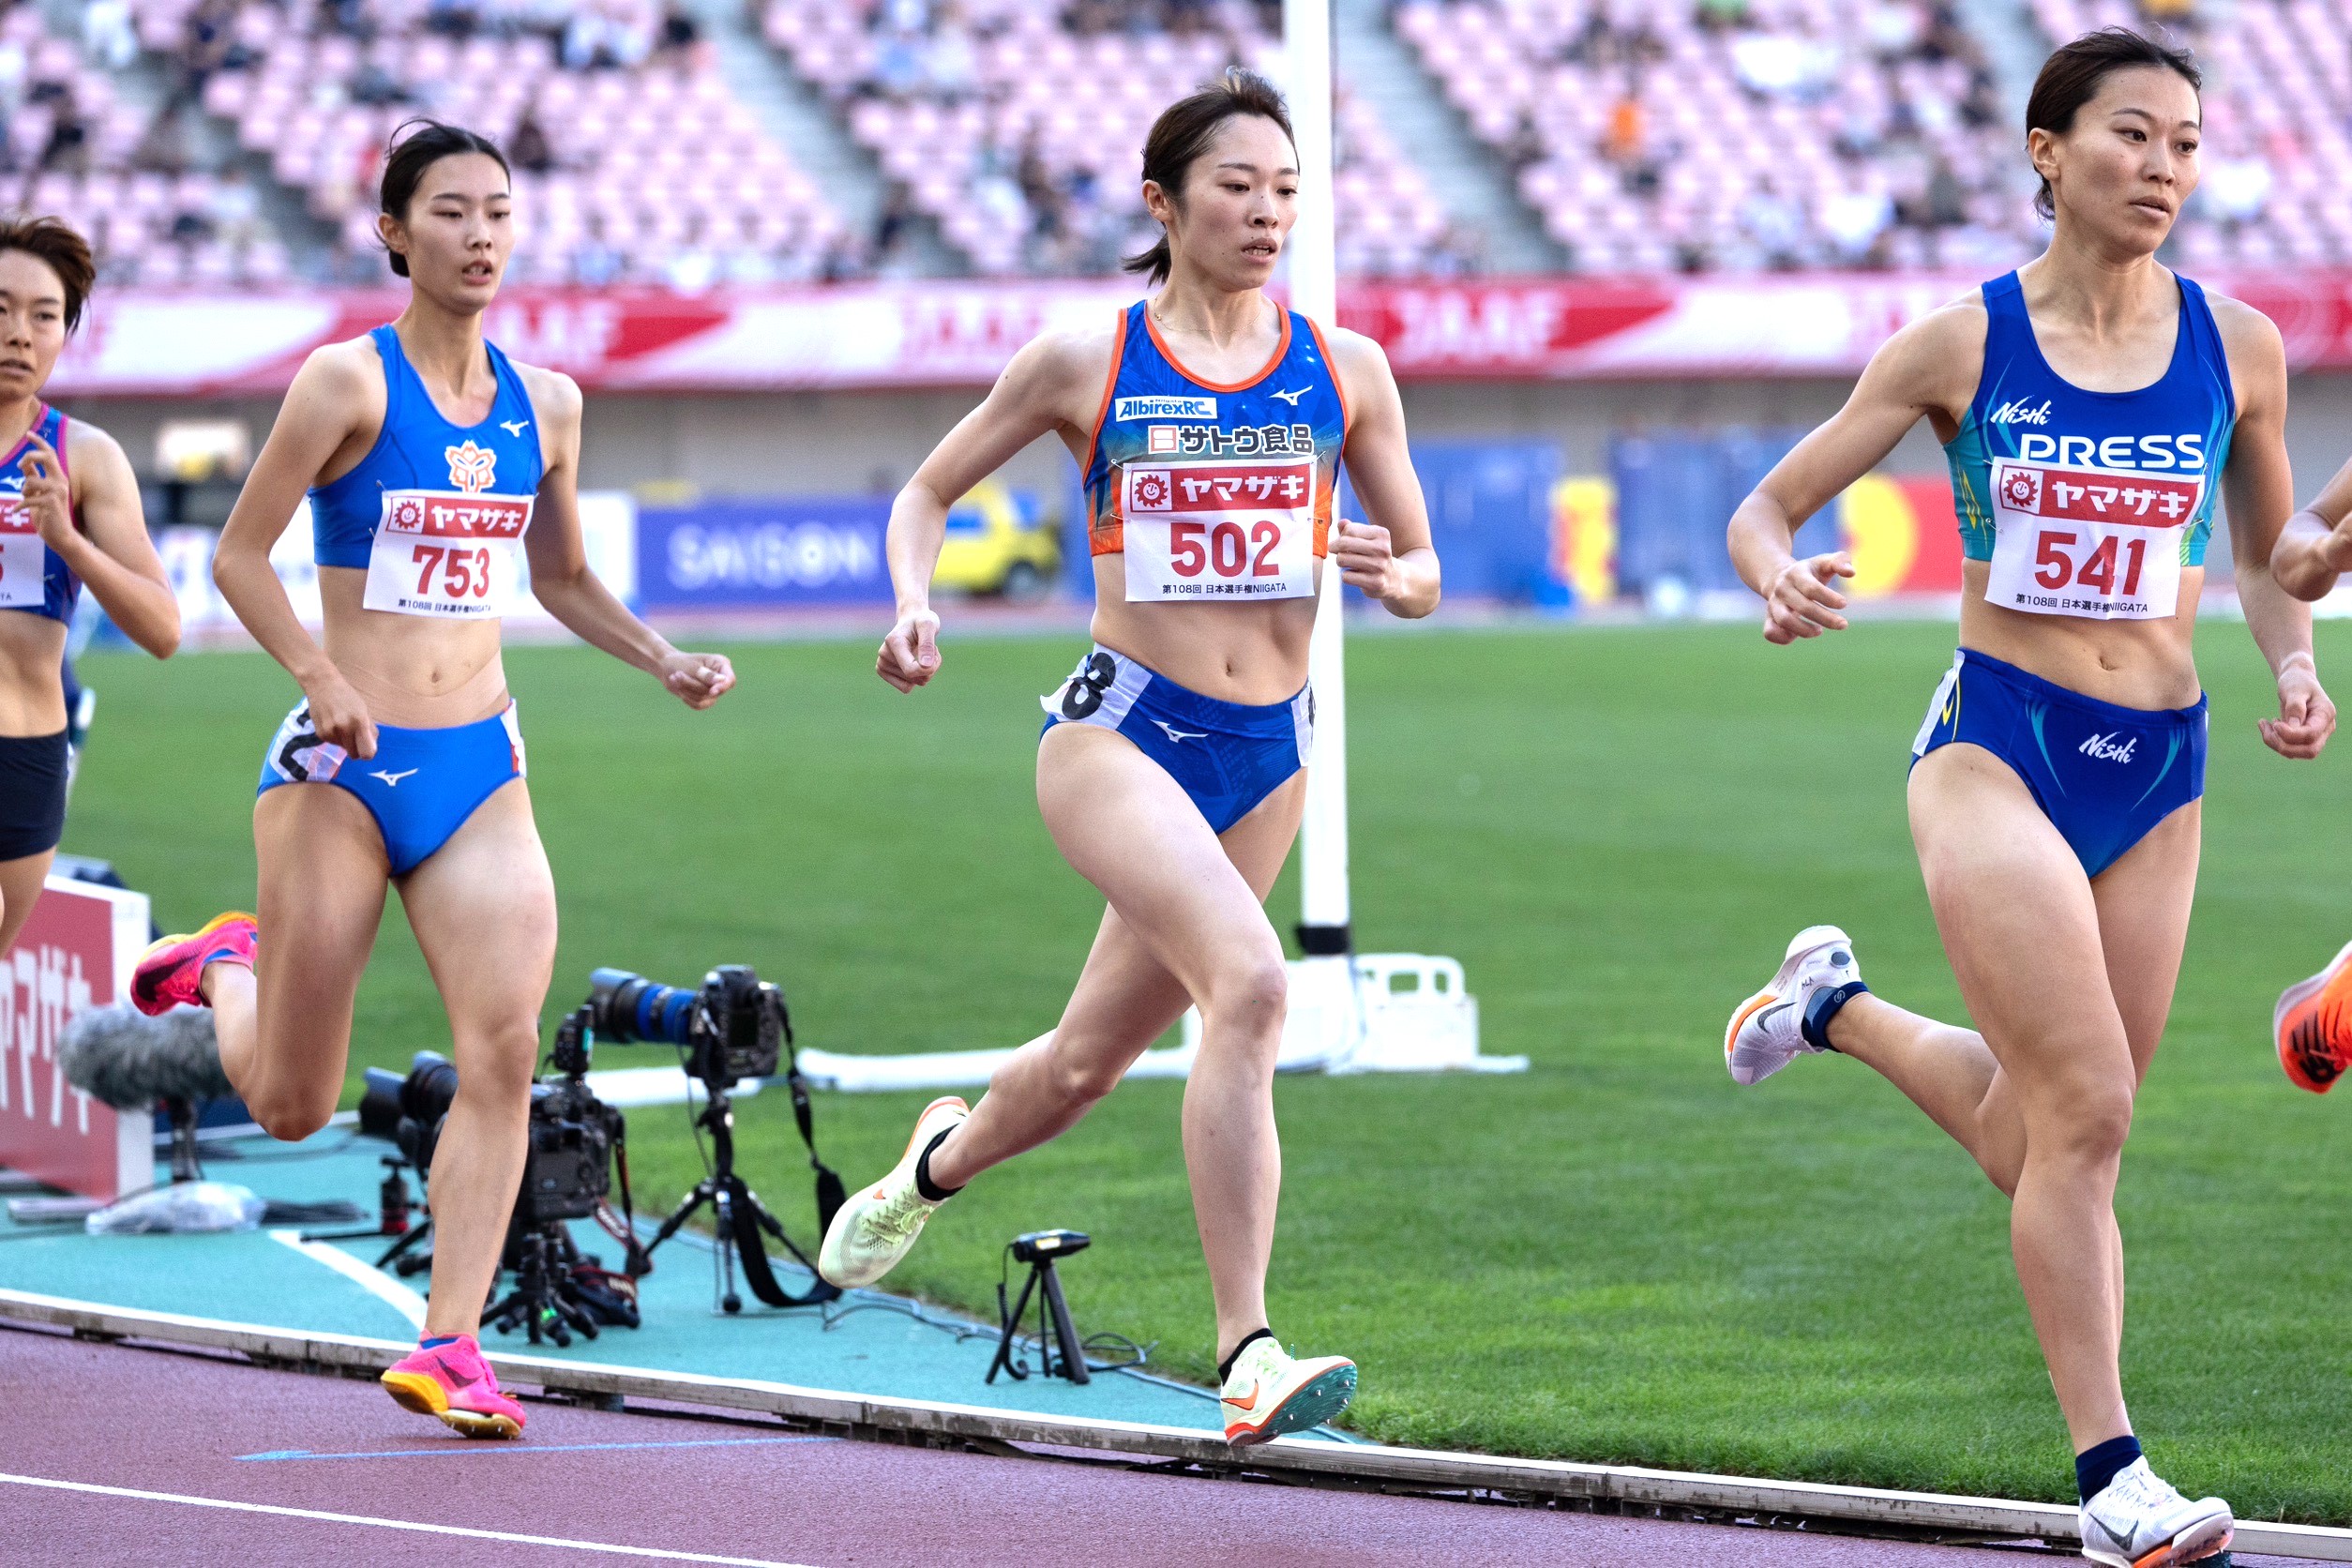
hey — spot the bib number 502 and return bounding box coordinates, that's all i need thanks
[1168,520,1280,580]
[2032,529,2147,597]
[413,543,494,599]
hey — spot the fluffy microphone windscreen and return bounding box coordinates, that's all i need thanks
[58,1004,232,1109]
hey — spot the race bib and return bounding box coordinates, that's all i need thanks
[0,499,42,609]
[1121,458,1317,602]
[1983,460,2197,620]
[362,490,532,619]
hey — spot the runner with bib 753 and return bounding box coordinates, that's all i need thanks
[1720,31,2327,1568]
[128,121,736,1441]
[822,68,1440,1447]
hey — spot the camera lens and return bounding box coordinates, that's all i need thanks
[588,967,697,1046]
[400,1050,460,1125]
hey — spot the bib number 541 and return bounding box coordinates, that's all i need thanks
[2032,529,2147,597]
[1168,519,1280,580]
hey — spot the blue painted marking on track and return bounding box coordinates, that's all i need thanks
[236,1435,837,1461]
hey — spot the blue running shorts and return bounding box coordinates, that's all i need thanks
[258,700,527,875]
[1040,645,1313,834]
[1910,649,2205,879]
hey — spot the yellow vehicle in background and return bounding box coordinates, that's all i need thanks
[934,479,1060,602]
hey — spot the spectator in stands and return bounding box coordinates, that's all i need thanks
[83,0,138,71]
[571,216,625,286]
[666,217,720,293]
[510,103,555,175]
[925,2,978,100]
[207,170,264,253]
[129,103,191,176]
[37,88,89,178]
[1738,175,1804,268]
[1820,185,1892,265]
[427,0,485,39]
[1501,106,1545,174]
[655,3,703,71]
[1696,0,1752,33]
[873,180,917,266]
[350,59,410,107]
[2204,152,2273,230]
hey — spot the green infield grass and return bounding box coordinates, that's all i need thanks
[62,619,2352,1521]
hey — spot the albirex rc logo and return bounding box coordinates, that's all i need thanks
[1116,395,1216,422]
[445,440,497,494]
[2079,731,2139,763]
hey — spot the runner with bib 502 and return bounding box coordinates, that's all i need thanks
[1719,30,2329,1568]
[825,69,1440,1448]
[129,121,736,1441]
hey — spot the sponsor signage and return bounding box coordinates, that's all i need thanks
[635,496,893,610]
[0,876,155,1201]
[49,272,2352,394]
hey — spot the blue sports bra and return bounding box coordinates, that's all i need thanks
[308,324,543,570]
[1944,270,2234,568]
[0,403,83,623]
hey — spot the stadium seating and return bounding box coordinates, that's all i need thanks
[2032,0,2352,267]
[761,0,1460,278]
[1395,0,2034,274]
[0,1,291,287]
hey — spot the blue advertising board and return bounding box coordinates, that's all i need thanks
[636,496,894,610]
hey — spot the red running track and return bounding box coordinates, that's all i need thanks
[0,1326,2327,1568]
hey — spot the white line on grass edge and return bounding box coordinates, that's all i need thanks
[0,1472,817,1566]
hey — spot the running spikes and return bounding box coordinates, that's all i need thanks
[1219,1336,1357,1447]
[380,1334,526,1440]
[2275,939,2352,1093]
[817,1095,968,1289]
[1724,925,1860,1086]
[2077,1458,2232,1568]
[129,912,256,1017]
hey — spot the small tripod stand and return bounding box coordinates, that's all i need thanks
[988,1229,1092,1384]
[484,1218,636,1347]
[641,1079,837,1314]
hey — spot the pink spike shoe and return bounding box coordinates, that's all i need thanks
[129,912,256,1016]
[380,1334,526,1439]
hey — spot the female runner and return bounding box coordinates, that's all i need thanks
[129,122,735,1439]
[0,217,177,947]
[1719,32,2329,1565]
[817,68,1440,1446]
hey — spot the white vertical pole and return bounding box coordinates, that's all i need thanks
[1284,0,1351,957]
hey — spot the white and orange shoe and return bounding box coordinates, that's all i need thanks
[816,1095,968,1289]
[1219,1337,1356,1447]
[2077,1459,2232,1568]
[2275,939,2352,1093]
[1725,925,1860,1087]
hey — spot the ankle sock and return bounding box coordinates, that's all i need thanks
[1801,980,1868,1053]
[913,1126,962,1202]
[418,1334,462,1350]
[2076,1434,2142,1503]
[1218,1328,1274,1384]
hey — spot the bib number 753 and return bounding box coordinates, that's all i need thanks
[413,544,496,599]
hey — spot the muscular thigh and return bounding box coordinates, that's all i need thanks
[1907,744,2132,1093]
[251,783,392,1082]
[0,848,53,955]
[2088,800,2199,1082]
[397,780,556,1038]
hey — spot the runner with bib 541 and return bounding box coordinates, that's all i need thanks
[1719,29,2327,1568]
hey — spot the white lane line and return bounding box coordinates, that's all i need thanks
[0,1472,822,1566]
[267,1229,428,1330]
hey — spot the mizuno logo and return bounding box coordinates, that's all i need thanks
[1153,720,1206,744]
[499,418,530,437]
[1989,398,2053,426]
[1268,386,1307,406]
[2078,732,2137,763]
[370,768,420,787]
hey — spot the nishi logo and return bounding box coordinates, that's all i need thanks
[2079,731,2138,763]
[1989,398,2053,426]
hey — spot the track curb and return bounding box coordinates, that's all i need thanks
[5,1288,2346,1560]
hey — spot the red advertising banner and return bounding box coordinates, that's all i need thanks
[0,877,156,1201]
[48,271,2352,397]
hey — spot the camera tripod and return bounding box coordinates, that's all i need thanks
[486,1220,637,1348]
[641,1080,838,1313]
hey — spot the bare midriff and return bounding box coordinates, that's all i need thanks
[1082,552,1320,705]
[1957,558,2203,710]
[0,611,68,735]
[317,565,510,728]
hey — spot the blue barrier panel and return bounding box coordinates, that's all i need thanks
[637,496,894,610]
[1609,427,1820,596]
[1335,439,1561,603]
